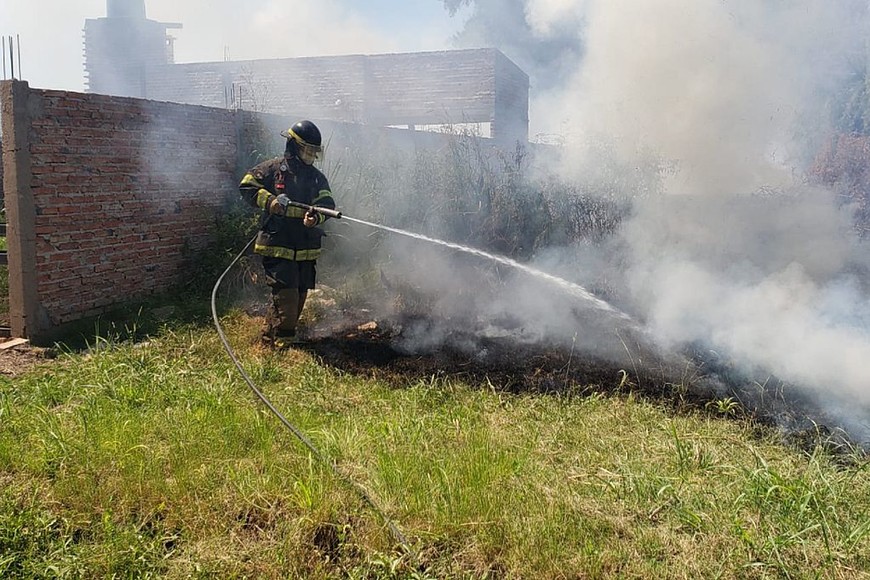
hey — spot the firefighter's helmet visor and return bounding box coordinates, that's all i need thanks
[283,127,322,165]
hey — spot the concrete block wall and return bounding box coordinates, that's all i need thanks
[1,80,238,343]
[141,48,529,144]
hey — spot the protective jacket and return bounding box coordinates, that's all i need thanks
[239,155,336,261]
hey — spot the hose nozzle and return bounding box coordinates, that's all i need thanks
[287,200,342,219]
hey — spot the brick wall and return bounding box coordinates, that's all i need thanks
[1,80,238,342]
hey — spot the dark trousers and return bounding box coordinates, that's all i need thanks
[262,257,316,337]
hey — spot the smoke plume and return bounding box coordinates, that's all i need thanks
[390,0,867,439]
[524,0,870,429]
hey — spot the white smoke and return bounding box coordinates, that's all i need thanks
[539,1,860,192]
[145,0,459,63]
[523,0,870,412]
[524,0,586,36]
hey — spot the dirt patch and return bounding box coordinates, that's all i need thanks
[0,340,53,378]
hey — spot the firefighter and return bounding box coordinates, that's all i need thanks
[239,120,336,348]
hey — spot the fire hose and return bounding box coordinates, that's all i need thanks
[210,203,417,562]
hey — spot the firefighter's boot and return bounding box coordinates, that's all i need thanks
[262,288,301,349]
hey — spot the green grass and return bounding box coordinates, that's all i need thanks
[1,312,869,578]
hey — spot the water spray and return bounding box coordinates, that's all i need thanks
[280,201,631,321]
[340,215,635,323]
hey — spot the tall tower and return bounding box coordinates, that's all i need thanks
[107,0,146,19]
[83,0,181,97]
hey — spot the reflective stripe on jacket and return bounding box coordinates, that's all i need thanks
[239,156,336,261]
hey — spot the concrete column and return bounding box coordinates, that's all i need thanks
[0,80,44,341]
[107,0,146,19]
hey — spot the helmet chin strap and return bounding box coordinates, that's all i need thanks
[284,138,298,159]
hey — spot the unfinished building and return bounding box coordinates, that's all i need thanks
[83,1,529,145]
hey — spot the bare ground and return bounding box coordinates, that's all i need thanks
[0,340,54,378]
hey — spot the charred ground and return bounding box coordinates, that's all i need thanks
[297,310,862,454]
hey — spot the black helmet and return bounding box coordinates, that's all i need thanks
[281,120,322,165]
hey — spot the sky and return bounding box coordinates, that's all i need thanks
[0,0,468,94]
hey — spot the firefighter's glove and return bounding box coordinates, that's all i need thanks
[269,194,290,216]
[303,209,318,228]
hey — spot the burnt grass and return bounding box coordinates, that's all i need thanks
[298,312,866,456]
